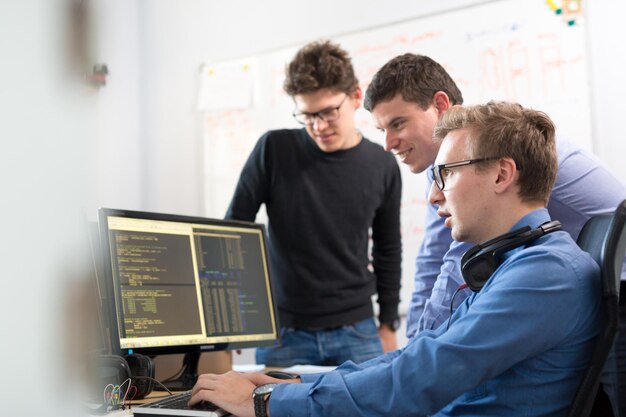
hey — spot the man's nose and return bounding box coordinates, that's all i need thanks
[312,116,329,131]
[384,131,398,152]
[427,180,443,206]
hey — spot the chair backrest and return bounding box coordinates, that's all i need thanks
[568,199,626,417]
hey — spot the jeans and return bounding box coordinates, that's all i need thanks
[255,317,383,367]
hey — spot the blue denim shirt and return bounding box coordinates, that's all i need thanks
[268,209,600,416]
[407,138,626,337]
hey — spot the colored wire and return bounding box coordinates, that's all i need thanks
[103,383,115,407]
[112,385,120,406]
[120,378,133,404]
[124,385,138,404]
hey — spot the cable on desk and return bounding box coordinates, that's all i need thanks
[132,375,175,395]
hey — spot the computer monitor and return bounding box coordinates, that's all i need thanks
[98,208,279,388]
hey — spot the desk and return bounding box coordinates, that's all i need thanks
[85,352,232,416]
[100,364,335,416]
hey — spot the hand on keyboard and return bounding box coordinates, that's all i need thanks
[190,371,258,417]
[190,400,219,412]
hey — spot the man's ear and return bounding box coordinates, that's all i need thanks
[351,86,363,109]
[432,91,451,115]
[494,157,518,193]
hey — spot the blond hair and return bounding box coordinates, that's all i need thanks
[434,101,557,204]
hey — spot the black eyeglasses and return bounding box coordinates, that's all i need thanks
[431,157,500,191]
[292,94,348,126]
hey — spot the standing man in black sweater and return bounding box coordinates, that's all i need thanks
[226,40,402,367]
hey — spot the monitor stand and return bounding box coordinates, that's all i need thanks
[158,352,200,391]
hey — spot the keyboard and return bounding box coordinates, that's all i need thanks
[132,390,229,417]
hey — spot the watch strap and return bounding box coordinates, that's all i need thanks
[254,394,269,417]
[253,384,276,417]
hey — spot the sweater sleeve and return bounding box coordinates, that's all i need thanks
[225,133,270,221]
[371,156,402,324]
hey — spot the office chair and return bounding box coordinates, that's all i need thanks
[567,199,626,417]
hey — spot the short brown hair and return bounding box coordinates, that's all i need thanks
[364,54,463,111]
[283,40,358,96]
[433,101,557,205]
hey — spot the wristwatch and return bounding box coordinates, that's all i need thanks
[253,383,277,417]
[380,318,401,331]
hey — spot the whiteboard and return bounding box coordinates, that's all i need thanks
[200,0,590,314]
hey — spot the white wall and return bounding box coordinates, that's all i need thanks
[93,0,499,216]
[586,0,626,182]
[93,0,143,215]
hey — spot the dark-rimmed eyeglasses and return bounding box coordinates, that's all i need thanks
[431,157,500,191]
[292,94,348,126]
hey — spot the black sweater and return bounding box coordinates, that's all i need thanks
[226,129,402,328]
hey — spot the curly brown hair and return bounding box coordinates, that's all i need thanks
[283,40,359,96]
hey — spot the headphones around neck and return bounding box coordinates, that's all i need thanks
[460,220,562,292]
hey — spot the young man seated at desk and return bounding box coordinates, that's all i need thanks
[189,101,601,417]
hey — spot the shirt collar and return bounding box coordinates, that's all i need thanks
[508,208,551,232]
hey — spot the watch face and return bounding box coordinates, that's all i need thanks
[254,383,277,396]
